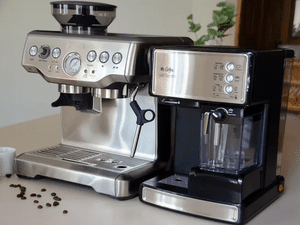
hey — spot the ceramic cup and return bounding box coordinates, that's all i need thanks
[0,147,16,177]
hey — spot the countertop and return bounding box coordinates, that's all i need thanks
[0,113,300,225]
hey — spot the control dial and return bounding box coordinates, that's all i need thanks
[212,108,227,121]
[63,53,81,75]
[39,45,50,59]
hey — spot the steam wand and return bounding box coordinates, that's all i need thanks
[130,85,155,158]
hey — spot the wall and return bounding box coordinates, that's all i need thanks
[0,0,236,127]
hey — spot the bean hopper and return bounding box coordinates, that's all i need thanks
[16,1,192,199]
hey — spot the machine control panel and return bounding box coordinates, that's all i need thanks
[22,32,132,88]
[152,49,249,104]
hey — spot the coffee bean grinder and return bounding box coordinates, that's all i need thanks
[16,1,192,199]
[140,46,293,223]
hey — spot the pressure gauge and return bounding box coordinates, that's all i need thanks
[63,53,81,75]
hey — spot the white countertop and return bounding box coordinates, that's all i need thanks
[0,113,300,225]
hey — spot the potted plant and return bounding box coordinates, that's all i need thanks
[187,1,236,45]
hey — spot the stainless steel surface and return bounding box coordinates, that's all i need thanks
[142,187,239,223]
[16,144,156,197]
[22,32,131,88]
[59,84,90,94]
[152,49,249,104]
[22,32,191,89]
[60,85,157,161]
[91,96,102,114]
[131,125,142,158]
[203,112,210,135]
[93,88,125,99]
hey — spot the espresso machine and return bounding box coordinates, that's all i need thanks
[140,46,293,223]
[15,1,192,199]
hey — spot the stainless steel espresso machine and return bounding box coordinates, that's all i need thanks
[140,46,293,223]
[16,1,192,199]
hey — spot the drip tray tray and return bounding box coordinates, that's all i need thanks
[28,145,149,172]
[15,145,156,198]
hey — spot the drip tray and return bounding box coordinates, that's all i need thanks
[15,145,157,198]
[29,145,149,172]
[158,174,189,189]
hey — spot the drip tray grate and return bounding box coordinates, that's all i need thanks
[29,145,149,171]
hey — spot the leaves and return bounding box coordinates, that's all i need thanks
[195,35,211,45]
[208,29,217,38]
[187,1,237,44]
[188,21,201,33]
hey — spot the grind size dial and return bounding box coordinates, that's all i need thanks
[63,52,81,75]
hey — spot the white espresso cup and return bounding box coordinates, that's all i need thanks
[0,147,16,176]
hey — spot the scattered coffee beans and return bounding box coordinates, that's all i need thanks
[37,205,43,209]
[30,193,36,197]
[34,200,39,203]
[51,192,56,196]
[21,196,27,200]
[46,203,51,207]
[41,188,46,192]
[63,210,68,214]
[37,194,41,198]
[53,201,59,206]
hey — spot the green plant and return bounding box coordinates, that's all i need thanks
[187,1,237,45]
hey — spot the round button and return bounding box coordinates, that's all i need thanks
[226,62,235,72]
[112,52,122,64]
[39,45,50,59]
[29,46,38,56]
[224,85,234,94]
[225,74,234,83]
[99,51,109,63]
[52,48,61,59]
[87,50,97,62]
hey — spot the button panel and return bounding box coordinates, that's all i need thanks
[23,33,130,87]
[212,61,242,100]
[152,50,249,104]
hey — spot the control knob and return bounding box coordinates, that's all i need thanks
[39,45,50,59]
[212,108,227,121]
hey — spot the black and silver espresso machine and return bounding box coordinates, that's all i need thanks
[140,46,293,223]
[16,1,192,199]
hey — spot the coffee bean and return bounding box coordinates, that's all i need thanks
[9,184,15,187]
[34,200,39,203]
[63,210,68,214]
[54,196,61,201]
[17,194,23,198]
[53,201,59,206]
[37,194,41,198]
[16,184,21,187]
[30,193,36,197]
[20,187,26,191]
[37,205,43,209]
[46,203,51,207]
[6,174,12,178]
[21,196,27,200]
[41,188,46,192]
[51,192,56,196]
